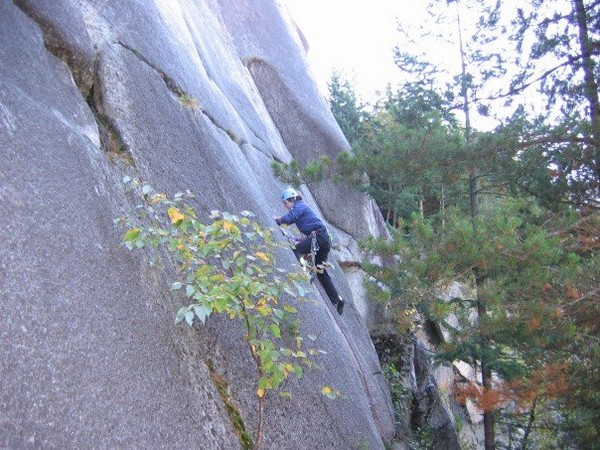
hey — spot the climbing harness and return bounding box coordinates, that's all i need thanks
[277,224,343,314]
[278,225,329,276]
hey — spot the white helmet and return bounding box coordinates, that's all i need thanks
[281,187,299,201]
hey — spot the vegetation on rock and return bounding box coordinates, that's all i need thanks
[117,178,338,449]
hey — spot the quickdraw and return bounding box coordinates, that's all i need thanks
[310,230,320,270]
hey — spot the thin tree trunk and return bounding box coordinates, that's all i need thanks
[455,0,495,447]
[573,0,600,181]
[477,283,495,450]
[520,396,538,450]
[470,172,478,225]
[441,184,446,228]
[472,180,494,449]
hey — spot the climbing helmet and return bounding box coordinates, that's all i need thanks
[281,187,299,202]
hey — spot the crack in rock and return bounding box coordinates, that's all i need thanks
[116,40,271,157]
[13,0,94,96]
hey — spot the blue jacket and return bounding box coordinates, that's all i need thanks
[276,200,324,236]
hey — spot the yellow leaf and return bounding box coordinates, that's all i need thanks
[222,221,235,232]
[167,207,185,224]
[257,388,265,398]
[321,386,332,395]
[124,228,141,241]
[257,305,270,316]
[148,193,167,204]
[255,252,271,262]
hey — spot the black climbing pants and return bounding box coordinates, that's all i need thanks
[293,229,341,307]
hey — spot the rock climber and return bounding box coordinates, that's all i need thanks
[274,187,344,315]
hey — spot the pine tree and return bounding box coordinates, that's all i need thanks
[327,71,367,146]
[275,3,599,444]
[505,0,600,207]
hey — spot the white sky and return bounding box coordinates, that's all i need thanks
[283,0,439,104]
[282,0,531,130]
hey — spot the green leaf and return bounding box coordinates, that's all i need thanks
[185,285,196,297]
[142,184,153,195]
[124,228,141,241]
[294,281,306,296]
[171,282,183,291]
[175,306,190,324]
[270,324,281,338]
[235,257,246,267]
[193,305,212,325]
[184,310,194,326]
[257,376,270,389]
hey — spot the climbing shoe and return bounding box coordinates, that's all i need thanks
[336,298,345,315]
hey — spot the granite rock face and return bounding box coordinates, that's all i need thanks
[1,1,395,448]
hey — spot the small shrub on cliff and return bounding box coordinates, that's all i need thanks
[117,178,332,449]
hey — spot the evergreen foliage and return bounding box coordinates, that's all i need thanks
[328,70,369,145]
[272,1,599,446]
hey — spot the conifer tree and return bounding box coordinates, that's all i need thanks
[275,2,599,445]
[327,71,367,146]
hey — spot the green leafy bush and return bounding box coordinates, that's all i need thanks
[117,178,335,448]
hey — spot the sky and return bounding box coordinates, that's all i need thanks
[283,0,438,104]
[281,0,526,131]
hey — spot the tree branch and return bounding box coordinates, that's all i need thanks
[514,134,599,149]
[547,213,600,237]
